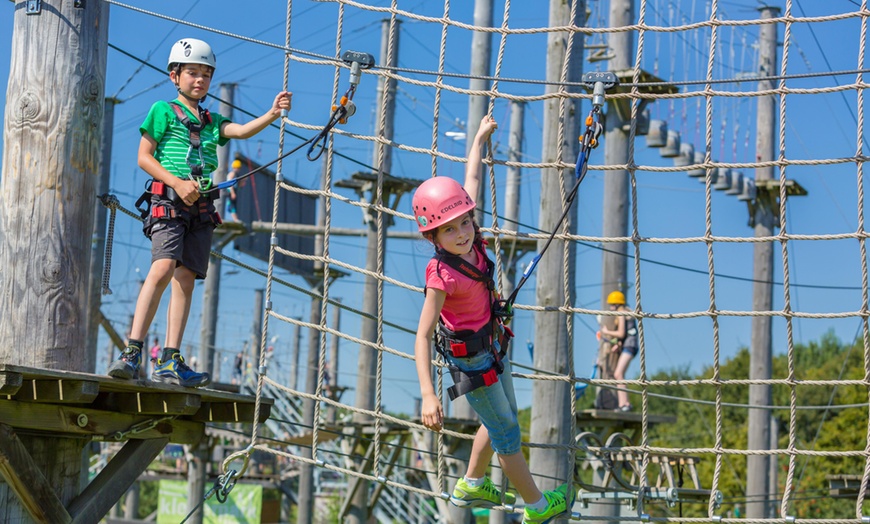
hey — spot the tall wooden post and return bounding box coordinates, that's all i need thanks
[296,282,323,524]
[326,300,341,425]
[601,0,633,309]
[466,0,493,216]
[0,0,109,518]
[199,83,236,378]
[348,18,399,524]
[289,319,302,391]
[532,0,584,510]
[747,5,779,519]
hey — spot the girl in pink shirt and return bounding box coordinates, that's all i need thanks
[413,116,572,523]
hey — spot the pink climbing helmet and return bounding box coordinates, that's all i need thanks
[412,177,476,232]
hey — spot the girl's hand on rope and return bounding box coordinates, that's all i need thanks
[271,91,292,117]
[475,115,498,141]
[421,393,444,431]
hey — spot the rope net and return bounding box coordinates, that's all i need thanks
[103,0,870,520]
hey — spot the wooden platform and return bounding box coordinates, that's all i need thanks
[0,364,272,445]
[0,364,275,524]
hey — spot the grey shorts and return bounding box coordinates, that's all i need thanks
[149,213,215,279]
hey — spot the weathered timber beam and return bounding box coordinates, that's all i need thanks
[13,379,99,403]
[0,370,22,395]
[98,309,126,353]
[338,437,378,519]
[109,392,201,416]
[0,423,73,524]
[367,433,409,513]
[0,401,203,444]
[191,401,271,423]
[67,438,169,524]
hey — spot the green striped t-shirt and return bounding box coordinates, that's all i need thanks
[139,100,231,180]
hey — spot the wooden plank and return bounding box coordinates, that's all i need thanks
[68,438,169,524]
[0,370,22,395]
[0,423,72,524]
[0,401,203,445]
[191,401,271,423]
[14,379,99,403]
[0,364,270,406]
[110,392,201,416]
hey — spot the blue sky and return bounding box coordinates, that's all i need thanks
[1,0,868,415]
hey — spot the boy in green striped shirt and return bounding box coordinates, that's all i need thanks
[108,38,291,387]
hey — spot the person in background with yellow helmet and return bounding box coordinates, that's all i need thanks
[599,290,638,412]
[225,158,242,222]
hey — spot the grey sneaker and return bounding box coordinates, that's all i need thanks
[108,345,141,380]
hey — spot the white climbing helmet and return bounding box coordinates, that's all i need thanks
[167,38,217,71]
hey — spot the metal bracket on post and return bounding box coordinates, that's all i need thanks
[25,0,40,14]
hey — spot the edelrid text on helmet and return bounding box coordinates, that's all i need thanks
[168,38,217,71]
[412,177,475,233]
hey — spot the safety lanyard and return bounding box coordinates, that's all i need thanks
[170,102,212,191]
[493,71,618,319]
[204,50,375,195]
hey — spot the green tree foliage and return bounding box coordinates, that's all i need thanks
[641,330,869,518]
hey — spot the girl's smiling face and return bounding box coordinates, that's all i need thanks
[434,212,475,256]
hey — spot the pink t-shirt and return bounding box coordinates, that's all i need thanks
[425,249,492,333]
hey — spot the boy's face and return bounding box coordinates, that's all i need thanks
[171,63,214,99]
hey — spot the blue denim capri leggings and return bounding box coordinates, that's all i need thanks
[446,350,521,455]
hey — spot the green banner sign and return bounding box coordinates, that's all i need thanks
[158,479,263,524]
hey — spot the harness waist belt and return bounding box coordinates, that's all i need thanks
[439,324,493,358]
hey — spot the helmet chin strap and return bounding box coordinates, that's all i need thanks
[175,83,207,104]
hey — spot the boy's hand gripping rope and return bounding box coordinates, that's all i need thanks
[493,72,618,319]
[203,50,375,195]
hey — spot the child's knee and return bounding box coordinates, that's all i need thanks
[174,267,197,290]
[148,259,176,283]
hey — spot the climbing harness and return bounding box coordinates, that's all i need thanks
[492,71,618,319]
[170,101,215,192]
[205,50,376,195]
[432,238,514,400]
[134,178,222,239]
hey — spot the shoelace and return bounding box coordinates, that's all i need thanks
[481,481,499,497]
[173,355,193,372]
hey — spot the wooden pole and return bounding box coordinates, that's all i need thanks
[326,300,341,425]
[295,286,322,524]
[531,0,583,510]
[600,0,633,310]
[0,1,109,519]
[289,318,301,391]
[348,18,399,524]
[747,5,779,519]
[466,0,493,220]
[199,83,236,379]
